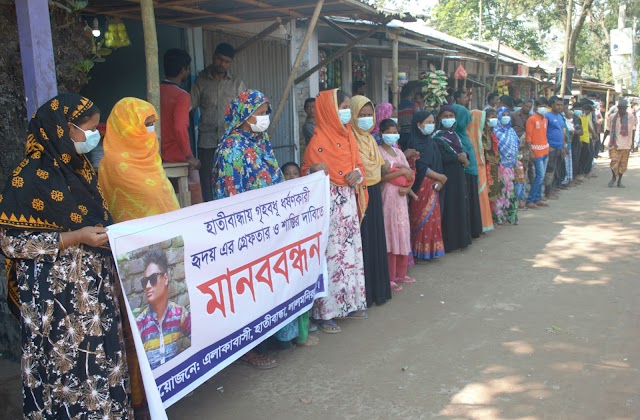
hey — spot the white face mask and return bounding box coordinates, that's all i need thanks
[488,118,498,127]
[146,124,155,133]
[420,123,435,135]
[501,116,511,126]
[338,109,351,124]
[250,115,270,133]
[537,107,548,115]
[382,133,400,146]
[72,123,101,154]
[357,116,374,131]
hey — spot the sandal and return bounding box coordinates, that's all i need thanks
[308,322,318,333]
[391,280,403,292]
[297,335,319,347]
[338,310,368,320]
[396,276,416,284]
[314,319,341,334]
[238,351,278,370]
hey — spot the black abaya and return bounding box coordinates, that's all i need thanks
[466,173,483,239]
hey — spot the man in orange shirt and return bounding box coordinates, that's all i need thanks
[525,97,550,208]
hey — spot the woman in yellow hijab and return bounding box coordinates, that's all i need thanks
[99,97,180,222]
[350,95,392,311]
[98,97,180,418]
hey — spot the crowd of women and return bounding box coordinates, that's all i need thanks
[0,85,601,418]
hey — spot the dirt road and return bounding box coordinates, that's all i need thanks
[2,157,639,420]
[168,157,640,420]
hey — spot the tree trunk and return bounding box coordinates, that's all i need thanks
[567,0,594,64]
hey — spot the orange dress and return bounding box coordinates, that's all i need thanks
[467,110,494,232]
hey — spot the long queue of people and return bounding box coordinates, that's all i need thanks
[0,40,636,420]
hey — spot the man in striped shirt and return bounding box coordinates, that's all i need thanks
[136,248,191,369]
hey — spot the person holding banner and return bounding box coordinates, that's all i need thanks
[350,95,392,309]
[212,89,285,366]
[302,89,368,334]
[0,94,133,418]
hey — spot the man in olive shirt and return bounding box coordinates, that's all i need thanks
[191,43,246,202]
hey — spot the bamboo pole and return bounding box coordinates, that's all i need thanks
[141,0,161,147]
[269,0,324,135]
[491,0,508,91]
[560,0,573,99]
[392,36,399,110]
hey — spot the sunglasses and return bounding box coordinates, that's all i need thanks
[140,272,165,289]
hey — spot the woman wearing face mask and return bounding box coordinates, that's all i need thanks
[453,104,482,239]
[404,111,447,262]
[432,105,472,252]
[467,109,494,233]
[483,109,502,209]
[99,97,180,222]
[302,89,367,334]
[0,94,133,418]
[492,107,519,225]
[350,95,392,309]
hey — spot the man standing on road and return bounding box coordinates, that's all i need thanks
[525,97,550,208]
[190,43,245,202]
[544,96,567,200]
[604,99,636,188]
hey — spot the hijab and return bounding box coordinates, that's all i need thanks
[213,89,282,199]
[99,97,180,222]
[433,105,463,154]
[494,106,519,168]
[452,104,478,176]
[467,110,486,167]
[301,89,368,220]
[350,95,385,186]
[0,94,113,319]
[406,111,443,192]
[373,102,393,136]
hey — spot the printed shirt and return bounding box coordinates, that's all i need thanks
[136,301,191,369]
[545,112,565,148]
[608,112,637,149]
[160,81,193,162]
[526,114,549,158]
[190,68,246,148]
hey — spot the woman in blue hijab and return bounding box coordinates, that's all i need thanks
[492,106,519,225]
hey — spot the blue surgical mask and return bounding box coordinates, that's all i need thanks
[420,123,435,135]
[514,107,522,112]
[488,118,498,127]
[537,107,548,115]
[338,109,351,124]
[501,116,511,125]
[382,133,400,146]
[441,118,456,129]
[72,124,101,154]
[574,110,583,117]
[357,116,374,131]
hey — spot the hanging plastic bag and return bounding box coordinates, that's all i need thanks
[454,64,468,80]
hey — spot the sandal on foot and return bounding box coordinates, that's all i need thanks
[608,179,616,187]
[238,352,278,370]
[337,310,368,320]
[308,322,318,333]
[391,280,403,292]
[297,335,319,347]
[314,319,341,334]
[396,276,416,284]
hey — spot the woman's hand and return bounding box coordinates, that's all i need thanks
[399,187,410,196]
[345,171,361,186]
[77,226,109,247]
[404,149,418,159]
[437,174,448,185]
[433,182,444,192]
[310,162,329,175]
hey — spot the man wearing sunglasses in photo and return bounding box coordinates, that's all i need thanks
[136,248,191,369]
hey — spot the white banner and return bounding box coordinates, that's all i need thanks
[107,172,330,419]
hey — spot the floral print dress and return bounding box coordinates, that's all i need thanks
[1,229,132,419]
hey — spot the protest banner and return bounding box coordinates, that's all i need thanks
[107,172,330,419]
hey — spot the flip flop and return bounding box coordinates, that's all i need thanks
[308,322,318,333]
[314,319,341,334]
[391,280,403,292]
[396,276,416,284]
[337,311,369,320]
[238,352,278,370]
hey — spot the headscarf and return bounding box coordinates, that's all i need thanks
[0,94,113,319]
[213,89,282,199]
[350,95,386,186]
[406,111,443,193]
[467,110,486,167]
[493,106,519,168]
[302,89,368,220]
[373,102,393,135]
[99,98,179,222]
[452,104,478,176]
[433,105,463,154]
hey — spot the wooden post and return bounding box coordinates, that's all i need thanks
[141,0,161,147]
[15,0,57,117]
[440,54,445,71]
[392,36,399,110]
[270,0,324,135]
[491,0,508,91]
[559,0,573,100]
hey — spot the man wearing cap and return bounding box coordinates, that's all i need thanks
[191,42,246,202]
[604,99,636,188]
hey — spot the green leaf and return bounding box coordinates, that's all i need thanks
[94,57,106,63]
[98,48,112,56]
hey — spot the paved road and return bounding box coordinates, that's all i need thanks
[169,157,640,420]
[2,157,639,420]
